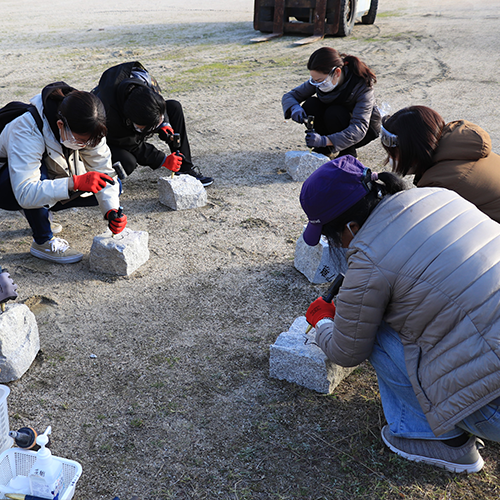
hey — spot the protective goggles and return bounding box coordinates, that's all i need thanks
[380,124,398,148]
[308,67,338,86]
[59,114,94,148]
[132,115,164,135]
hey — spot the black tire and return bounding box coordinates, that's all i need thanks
[361,0,378,24]
[336,0,356,37]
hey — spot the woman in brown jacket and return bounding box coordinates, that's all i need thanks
[380,105,500,222]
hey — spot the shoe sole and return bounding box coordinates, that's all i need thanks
[381,429,484,473]
[51,223,63,234]
[30,247,83,264]
[201,180,214,187]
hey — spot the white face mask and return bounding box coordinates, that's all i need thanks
[60,138,85,150]
[318,77,338,93]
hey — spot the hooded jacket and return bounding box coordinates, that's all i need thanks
[416,120,500,222]
[0,82,119,215]
[315,187,500,436]
[282,67,381,152]
[92,61,166,169]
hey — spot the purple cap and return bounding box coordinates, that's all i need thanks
[299,155,372,246]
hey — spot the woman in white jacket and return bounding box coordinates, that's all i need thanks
[0,82,127,263]
[301,156,500,474]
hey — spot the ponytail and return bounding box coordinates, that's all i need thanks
[341,54,377,87]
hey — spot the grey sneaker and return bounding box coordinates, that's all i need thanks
[30,238,83,264]
[381,425,484,473]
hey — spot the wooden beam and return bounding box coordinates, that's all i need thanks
[292,34,324,45]
[273,0,286,35]
[313,0,327,37]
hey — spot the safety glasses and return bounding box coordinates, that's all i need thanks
[308,67,338,87]
[59,115,93,148]
[380,124,398,148]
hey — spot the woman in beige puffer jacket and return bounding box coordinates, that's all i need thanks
[301,155,500,474]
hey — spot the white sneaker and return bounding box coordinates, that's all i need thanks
[30,237,83,264]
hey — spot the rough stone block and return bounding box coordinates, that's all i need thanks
[294,232,347,284]
[285,151,330,182]
[158,174,207,210]
[269,316,355,394]
[89,228,149,276]
[0,304,39,382]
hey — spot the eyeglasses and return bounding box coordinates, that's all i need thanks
[308,67,338,87]
[133,115,165,134]
[59,115,93,148]
[380,124,398,148]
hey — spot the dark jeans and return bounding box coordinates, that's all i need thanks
[111,99,194,176]
[302,96,379,155]
[0,162,99,245]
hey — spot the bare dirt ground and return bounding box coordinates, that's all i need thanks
[1,1,500,499]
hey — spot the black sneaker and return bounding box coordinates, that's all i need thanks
[176,166,213,187]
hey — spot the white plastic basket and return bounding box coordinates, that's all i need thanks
[0,448,82,500]
[0,386,12,454]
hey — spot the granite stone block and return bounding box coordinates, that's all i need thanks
[294,232,347,284]
[285,151,330,182]
[158,174,207,210]
[270,316,355,393]
[0,304,39,382]
[89,228,149,276]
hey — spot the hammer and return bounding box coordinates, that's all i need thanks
[159,132,181,179]
[305,115,315,152]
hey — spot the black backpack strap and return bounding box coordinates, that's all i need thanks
[27,105,43,134]
[0,105,45,172]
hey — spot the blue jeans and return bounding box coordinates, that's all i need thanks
[0,162,110,244]
[369,322,500,442]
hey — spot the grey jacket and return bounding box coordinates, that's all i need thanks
[315,187,500,436]
[282,68,380,152]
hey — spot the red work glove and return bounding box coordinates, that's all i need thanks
[306,297,336,328]
[158,123,174,142]
[162,152,183,172]
[105,209,127,235]
[73,172,114,193]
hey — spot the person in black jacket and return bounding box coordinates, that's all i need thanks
[93,61,213,187]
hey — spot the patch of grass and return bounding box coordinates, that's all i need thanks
[377,11,402,18]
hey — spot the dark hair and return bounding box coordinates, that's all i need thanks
[322,172,406,249]
[56,90,107,148]
[382,106,445,178]
[307,47,376,87]
[123,85,166,131]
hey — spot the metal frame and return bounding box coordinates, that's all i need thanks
[252,0,340,44]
